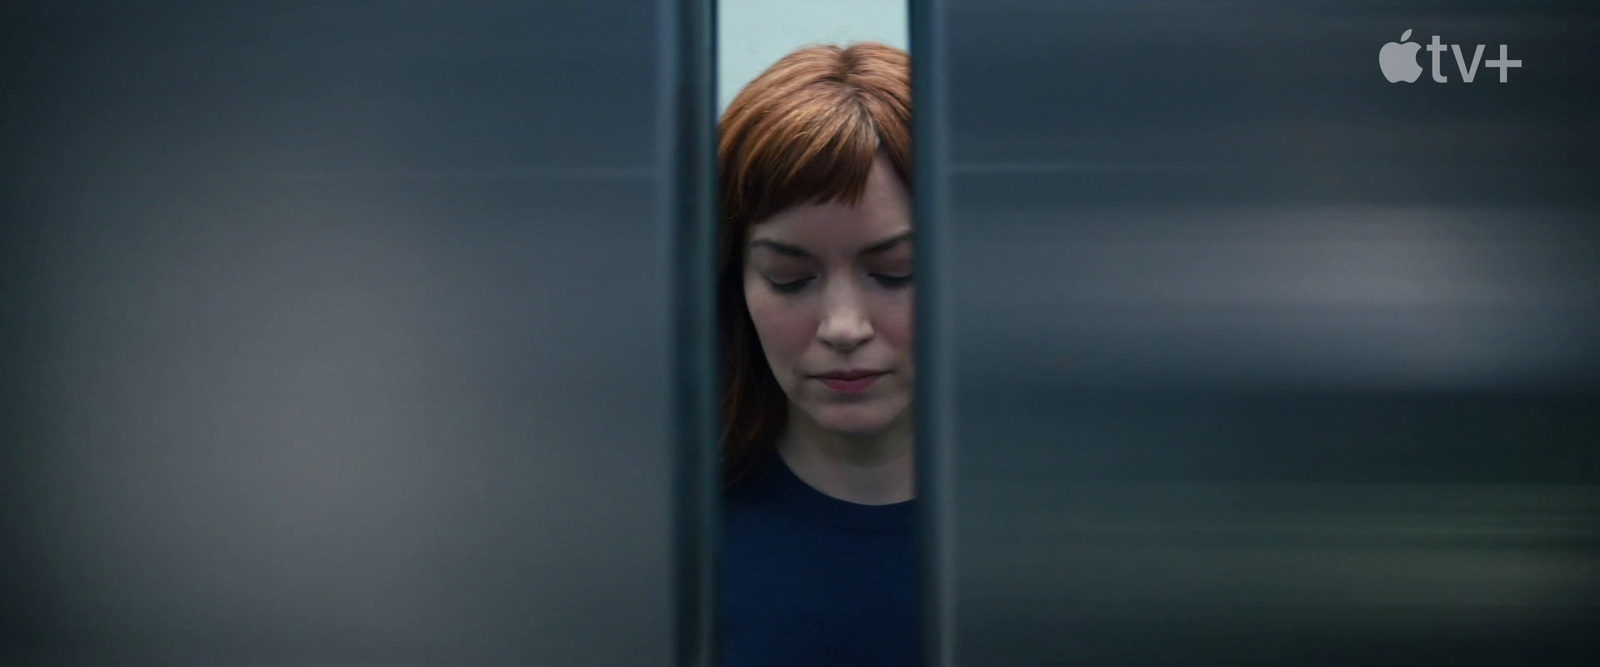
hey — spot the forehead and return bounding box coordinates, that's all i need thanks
[746,156,912,251]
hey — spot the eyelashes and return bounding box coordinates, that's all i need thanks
[765,273,913,294]
[767,277,814,294]
[873,274,913,289]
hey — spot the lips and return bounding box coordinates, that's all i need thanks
[814,370,887,394]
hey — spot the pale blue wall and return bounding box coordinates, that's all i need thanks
[718,0,908,115]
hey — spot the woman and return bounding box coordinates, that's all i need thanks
[717,42,918,667]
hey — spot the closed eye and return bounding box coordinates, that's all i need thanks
[873,273,913,288]
[767,277,815,294]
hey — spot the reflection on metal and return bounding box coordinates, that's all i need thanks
[959,480,1600,664]
[910,0,959,665]
[667,0,721,666]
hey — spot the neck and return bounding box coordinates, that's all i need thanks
[775,408,915,505]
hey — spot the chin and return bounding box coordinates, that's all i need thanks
[805,402,909,439]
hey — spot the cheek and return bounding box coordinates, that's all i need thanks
[874,290,915,353]
[744,284,817,368]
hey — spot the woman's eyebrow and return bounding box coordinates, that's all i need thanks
[860,231,912,256]
[748,231,913,258]
[748,239,812,258]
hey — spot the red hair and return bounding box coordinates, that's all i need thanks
[717,42,912,487]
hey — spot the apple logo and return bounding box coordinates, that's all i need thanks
[1379,29,1423,82]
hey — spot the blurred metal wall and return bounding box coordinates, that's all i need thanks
[919,1,1600,665]
[0,2,715,665]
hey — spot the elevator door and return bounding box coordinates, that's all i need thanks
[0,2,695,665]
[923,2,1600,664]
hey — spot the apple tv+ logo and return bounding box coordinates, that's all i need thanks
[1379,29,1522,83]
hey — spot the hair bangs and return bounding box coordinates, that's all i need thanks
[727,91,881,228]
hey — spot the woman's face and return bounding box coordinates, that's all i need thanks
[743,154,914,439]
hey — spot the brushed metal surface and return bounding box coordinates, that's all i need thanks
[1,2,684,666]
[929,2,1600,664]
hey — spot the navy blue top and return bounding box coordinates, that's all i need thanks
[721,455,920,667]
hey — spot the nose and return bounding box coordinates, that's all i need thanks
[816,279,874,351]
